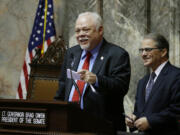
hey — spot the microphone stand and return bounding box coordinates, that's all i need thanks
[69,54,81,107]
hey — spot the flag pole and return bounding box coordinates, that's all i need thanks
[41,0,48,55]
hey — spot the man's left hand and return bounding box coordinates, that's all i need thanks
[134,117,150,131]
[78,69,96,84]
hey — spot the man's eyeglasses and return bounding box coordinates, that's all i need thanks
[139,48,161,53]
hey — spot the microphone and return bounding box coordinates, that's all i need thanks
[69,53,81,105]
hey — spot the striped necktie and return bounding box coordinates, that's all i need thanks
[145,72,156,102]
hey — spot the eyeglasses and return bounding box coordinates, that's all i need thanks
[139,48,161,53]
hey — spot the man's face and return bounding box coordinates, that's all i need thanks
[140,39,165,71]
[75,15,103,51]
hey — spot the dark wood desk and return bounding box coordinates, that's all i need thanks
[0,99,113,135]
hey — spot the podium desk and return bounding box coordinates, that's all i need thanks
[0,99,113,135]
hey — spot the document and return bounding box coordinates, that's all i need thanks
[67,69,96,93]
[67,69,80,80]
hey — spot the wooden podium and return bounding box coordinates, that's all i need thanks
[0,99,113,135]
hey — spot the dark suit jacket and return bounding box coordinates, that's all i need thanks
[134,62,180,135]
[54,39,131,131]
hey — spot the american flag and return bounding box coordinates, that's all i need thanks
[17,0,56,99]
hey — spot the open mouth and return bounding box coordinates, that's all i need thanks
[79,37,88,44]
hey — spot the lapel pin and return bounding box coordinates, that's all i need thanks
[100,56,104,60]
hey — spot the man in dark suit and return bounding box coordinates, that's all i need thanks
[126,33,180,135]
[54,12,131,133]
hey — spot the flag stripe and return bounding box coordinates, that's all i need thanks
[47,38,51,46]
[17,83,23,99]
[44,41,48,52]
[23,60,29,91]
[20,70,27,98]
[30,51,33,61]
[26,52,31,74]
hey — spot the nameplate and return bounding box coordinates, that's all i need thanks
[0,107,47,128]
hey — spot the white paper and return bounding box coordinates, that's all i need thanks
[67,69,96,93]
[67,69,81,80]
[90,84,96,93]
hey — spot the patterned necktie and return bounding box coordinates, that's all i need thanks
[145,72,156,102]
[72,51,92,102]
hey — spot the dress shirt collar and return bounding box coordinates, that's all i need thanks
[81,40,103,60]
[151,60,168,81]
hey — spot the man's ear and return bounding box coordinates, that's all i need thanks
[99,26,103,35]
[161,48,167,57]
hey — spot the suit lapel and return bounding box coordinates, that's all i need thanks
[140,75,150,111]
[92,39,108,74]
[84,39,108,96]
[144,62,170,105]
[72,47,82,71]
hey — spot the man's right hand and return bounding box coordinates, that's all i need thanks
[125,114,136,128]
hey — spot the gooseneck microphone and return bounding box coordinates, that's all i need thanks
[69,53,81,105]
